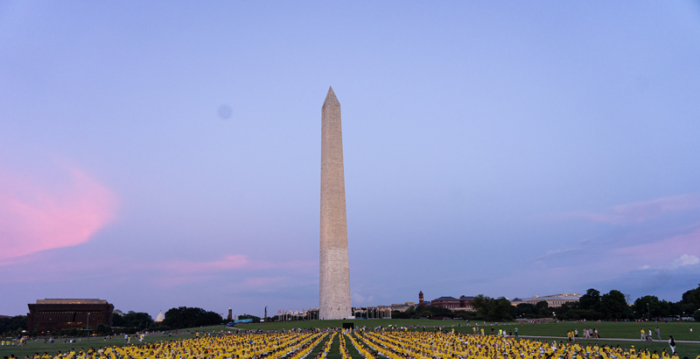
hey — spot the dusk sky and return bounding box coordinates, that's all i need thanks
[2,1,700,318]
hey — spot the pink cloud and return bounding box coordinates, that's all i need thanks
[0,165,118,262]
[558,193,700,224]
[614,228,700,264]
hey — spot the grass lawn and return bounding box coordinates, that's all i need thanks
[325,333,342,359]
[306,333,332,359]
[342,334,362,359]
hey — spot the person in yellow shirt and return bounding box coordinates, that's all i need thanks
[662,349,670,359]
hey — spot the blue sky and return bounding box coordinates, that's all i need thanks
[1,1,700,318]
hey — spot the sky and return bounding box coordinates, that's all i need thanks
[1,1,700,319]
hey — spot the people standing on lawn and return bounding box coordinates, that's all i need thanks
[669,335,676,354]
[642,328,647,341]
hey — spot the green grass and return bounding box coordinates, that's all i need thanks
[342,334,362,359]
[325,333,342,359]
[306,333,332,359]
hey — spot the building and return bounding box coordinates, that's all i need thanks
[156,311,165,322]
[390,302,417,312]
[458,296,476,311]
[510,293,582,308]
[429,296,476,311]
[430,296,461,309]
[27,299,114,333]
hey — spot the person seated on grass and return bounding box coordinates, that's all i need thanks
[662,349,670,359]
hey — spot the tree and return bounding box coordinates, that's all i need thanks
[553,302,598,321]
[693,310,700,322]
[601,290,630,320]
[580,289,601,311]
[163,307,223,329]
[113,311,154,329]
[95,323,110,335]
[511,303,538,319]
[471,295,511,321]
[632,296,671,319]
[492,297,512,321]
[682,284,700,309]
[472,295,494,320]
[0,316,26,335]
[536,301,551,317]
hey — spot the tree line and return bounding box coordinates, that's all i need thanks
[110,307,224,334]
[393,284,700,322]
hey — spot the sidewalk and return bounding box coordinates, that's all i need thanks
[518,335,700,344]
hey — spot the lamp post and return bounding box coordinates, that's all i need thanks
[86,313,90,341]
[647,303,650,321]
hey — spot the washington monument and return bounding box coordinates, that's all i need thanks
[319,87,352,320]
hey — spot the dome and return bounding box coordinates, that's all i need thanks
[156,311,165,322]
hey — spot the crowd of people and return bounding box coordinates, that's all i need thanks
[2,328,700,359]
[350,330,700,359]
[1,331,325,359]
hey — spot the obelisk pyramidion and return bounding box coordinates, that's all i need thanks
[319,86,352,320]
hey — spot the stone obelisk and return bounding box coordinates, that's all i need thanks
[319,87,352,320]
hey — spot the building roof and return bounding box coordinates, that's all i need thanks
[512,294,581,302]
[156,311,165,322]
[36,299,109,304]
[431,296,459,301]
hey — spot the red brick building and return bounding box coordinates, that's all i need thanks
[27,299,114,333]
[430,296,461,309]
[424,294,476,311]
